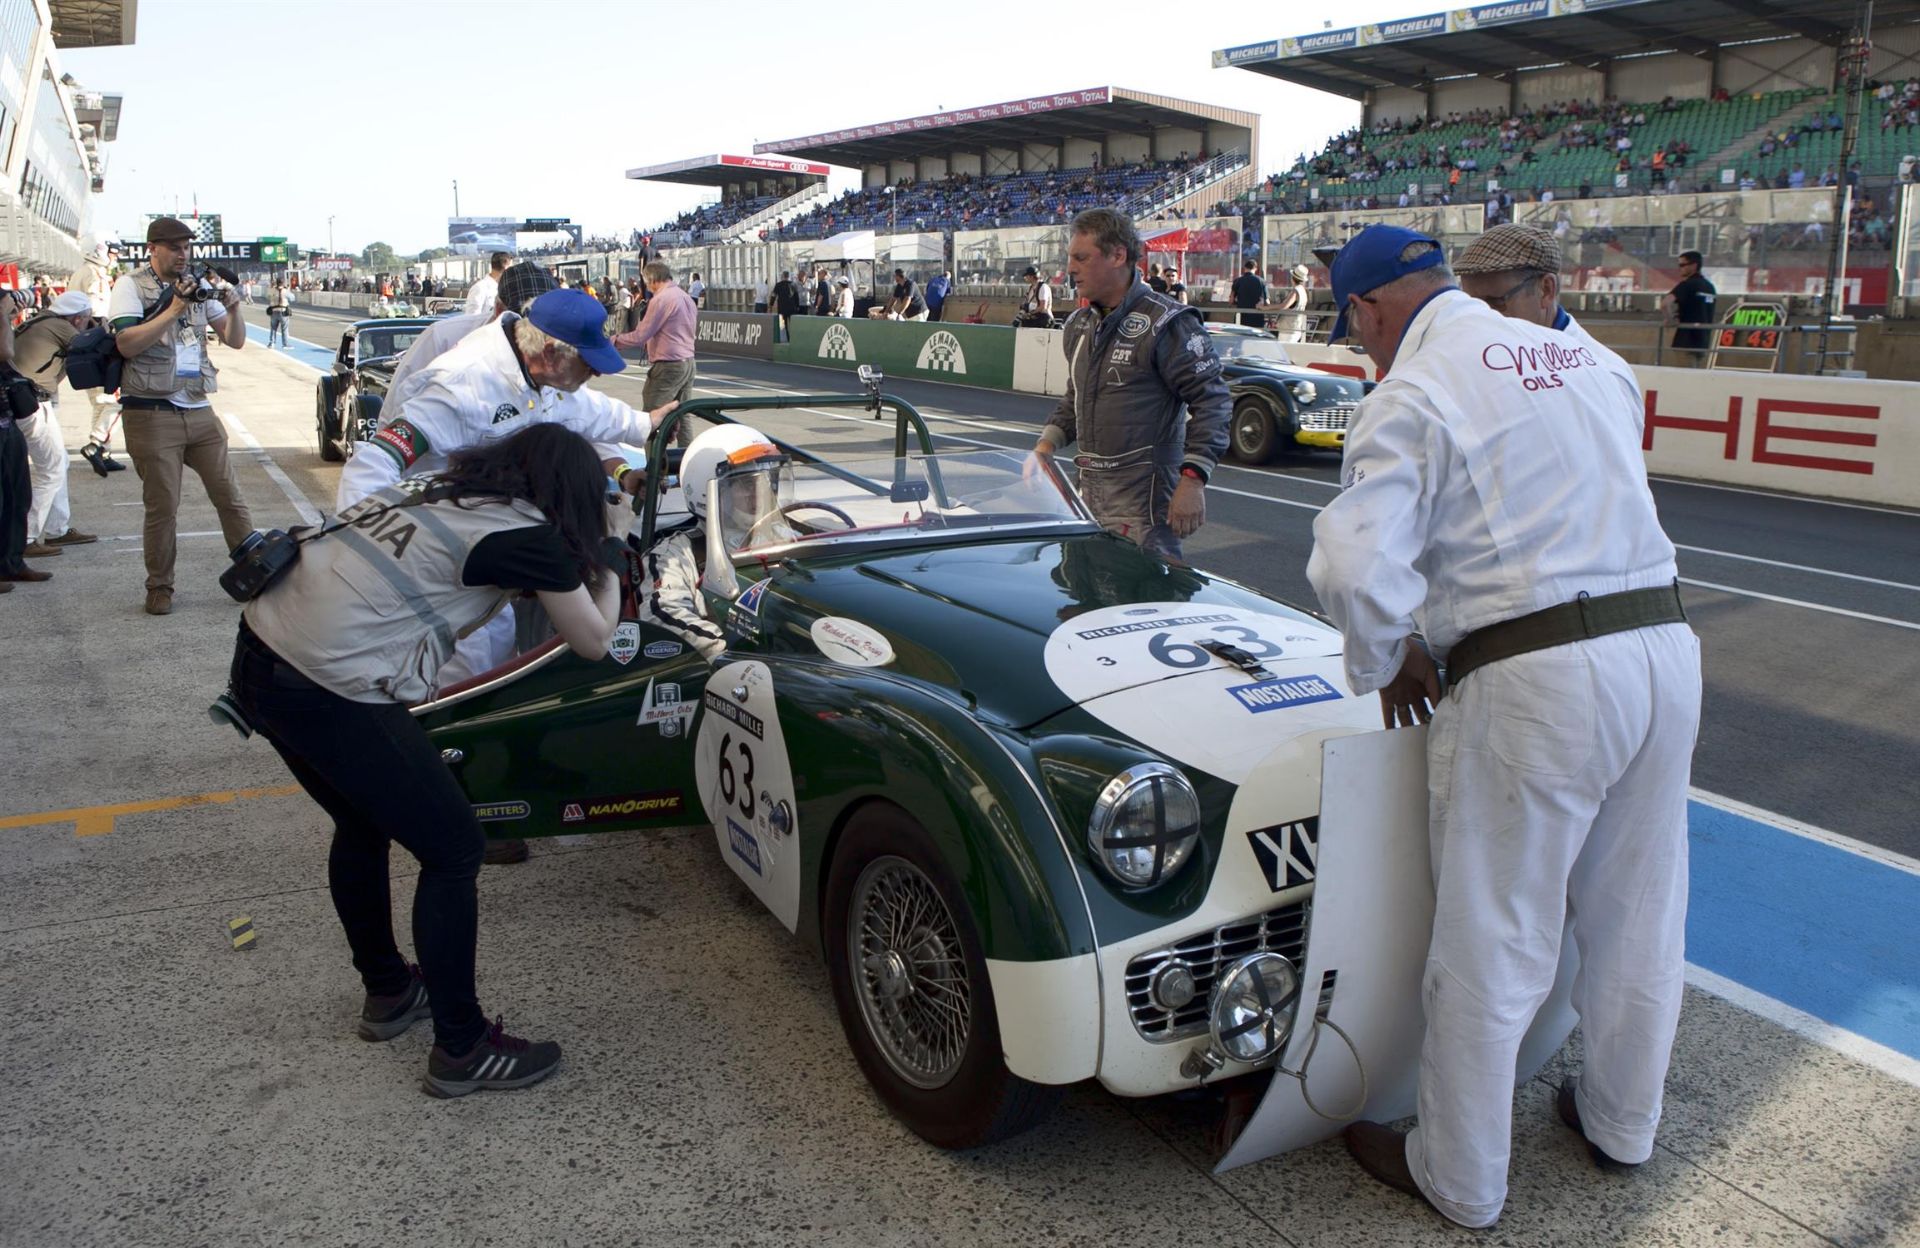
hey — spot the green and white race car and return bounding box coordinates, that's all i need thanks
[414,387,1578,1160]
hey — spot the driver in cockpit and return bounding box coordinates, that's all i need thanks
[637,423,792,661]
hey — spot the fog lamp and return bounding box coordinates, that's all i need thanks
[1208,952,1301,1064]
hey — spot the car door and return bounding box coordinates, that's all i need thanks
[418,571,714,840]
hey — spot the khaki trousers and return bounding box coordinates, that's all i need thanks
[121,406,255,591]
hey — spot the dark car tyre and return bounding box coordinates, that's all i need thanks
[316,378,343,462]
[1229,393,1286,465]
[824,802,1062,1148]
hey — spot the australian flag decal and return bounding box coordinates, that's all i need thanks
[1247,817,1319,891]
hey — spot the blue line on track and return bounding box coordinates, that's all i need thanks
[1686,800,1920,1061]
[243,321,333,372]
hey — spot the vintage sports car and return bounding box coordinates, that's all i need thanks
[1206,323,1372,466]
[314,317,436,462]
[412,383,1577,1160]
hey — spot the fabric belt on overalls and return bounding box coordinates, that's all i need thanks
[1444,581,1687,688]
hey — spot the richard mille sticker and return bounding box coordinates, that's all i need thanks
[608,621,640,665]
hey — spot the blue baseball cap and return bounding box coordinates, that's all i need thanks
[1327,225,1447,343]
[525,288,627,374]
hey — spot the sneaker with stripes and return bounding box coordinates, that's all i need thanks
[357,964,431,1042]
[422,1016,561,1098]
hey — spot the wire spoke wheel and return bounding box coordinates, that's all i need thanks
[848,855,973,1089]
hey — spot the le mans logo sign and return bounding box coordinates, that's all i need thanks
[915,330,968,374]
[819,324,857,361]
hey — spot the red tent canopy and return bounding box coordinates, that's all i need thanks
[1143,226,1235,253]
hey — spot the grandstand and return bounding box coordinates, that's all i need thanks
[624,154,831,245]
[1215,0,1920,311]
[753,87,1259,238]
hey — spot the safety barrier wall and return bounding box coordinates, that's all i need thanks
[1262,342,1920,509]
[776,318,1015,390]
[692,311,777,360]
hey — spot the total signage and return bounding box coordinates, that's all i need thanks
[756,88,1113,153]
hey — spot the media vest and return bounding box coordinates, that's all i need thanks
[244,483,550,705]
[118,266,221,402]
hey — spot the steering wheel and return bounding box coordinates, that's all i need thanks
[743,500,858,545]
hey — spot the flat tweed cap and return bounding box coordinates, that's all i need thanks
[1455,223,1563,276]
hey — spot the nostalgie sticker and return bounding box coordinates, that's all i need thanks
[810,617,895,667]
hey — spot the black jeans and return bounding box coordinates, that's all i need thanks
[0,420,29,573]
[230,622,486,1052]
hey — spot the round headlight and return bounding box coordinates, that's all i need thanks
[1086,762,1201,888]
[1285,379,1318,405]
[1209,952,1301,1064]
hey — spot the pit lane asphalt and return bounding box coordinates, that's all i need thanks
[278,302,1920,858]
[3,304,1915,1247]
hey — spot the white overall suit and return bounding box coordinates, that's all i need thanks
[1307,288,1702,1228]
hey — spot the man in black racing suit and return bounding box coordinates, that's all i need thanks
[1035,207,1229,562]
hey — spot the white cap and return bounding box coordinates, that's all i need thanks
[50,291,92,316]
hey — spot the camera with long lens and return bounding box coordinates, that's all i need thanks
[178,262,237,302]
[219,529,302,602]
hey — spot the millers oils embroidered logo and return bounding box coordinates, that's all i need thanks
[819,324,856,361]
[914,330,968,374]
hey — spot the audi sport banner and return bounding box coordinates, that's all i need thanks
[691,312,777,360]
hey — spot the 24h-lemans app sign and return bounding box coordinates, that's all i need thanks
[780,318,1015,389]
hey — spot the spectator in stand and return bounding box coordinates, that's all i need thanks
[612,262,700,445]
[1231,259,1267,328]
[465,252,510,316]
[925,270,951,323]
[1665,250,1716,367]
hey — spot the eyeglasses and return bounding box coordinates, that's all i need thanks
[1478,271,1545,312]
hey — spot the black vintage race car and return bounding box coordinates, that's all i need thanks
[315,317,437,462]
[1205,324,1373,465]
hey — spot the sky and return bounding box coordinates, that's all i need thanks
[56,0,1438,256]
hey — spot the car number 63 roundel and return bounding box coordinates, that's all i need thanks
[696,660,802,932]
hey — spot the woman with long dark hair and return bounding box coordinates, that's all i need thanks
[230,422,620,1097]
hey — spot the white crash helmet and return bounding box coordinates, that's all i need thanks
[679,423,780,520]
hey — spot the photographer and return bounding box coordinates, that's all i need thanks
[230,422,621,1097]
[110,217,254,616]
[11,291,100,555]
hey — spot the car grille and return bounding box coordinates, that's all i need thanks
[1299,401,1357,433]
[1125,901,1312,1042]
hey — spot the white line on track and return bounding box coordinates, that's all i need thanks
[221,410,322,525]
[1683,964,1920,1089]
[1674,544,1920,592]
[1691,787,1920,876]
[1652,475,1920,518]
[1680,577,1920,631]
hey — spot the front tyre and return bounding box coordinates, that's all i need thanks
[1228,394,1284,465]
[824,803,1060,1148]
[316,379,344,462]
